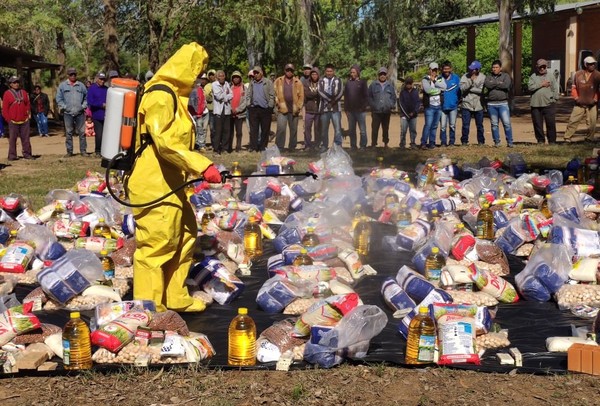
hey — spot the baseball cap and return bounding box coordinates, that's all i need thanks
[536,59,548,67]
[97,72,106,79]
[468,60,482,70]
[108,70,119,78]
[310,67,320,75]
[429,62,439,70]
[252,66,263,75]
[285,63,295,71]
[145,70,154,81]
[378,67,388,75]
[67,67,77,75]
[231,70,242,79]
[208,69,216,76]
[7,76,19,83]
[248,70,255,77]
[584,56,597,64]
[303,64,312,70]
[200,73,208,79]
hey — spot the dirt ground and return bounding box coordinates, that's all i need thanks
[0,96,593,165]
[1,96,600,405]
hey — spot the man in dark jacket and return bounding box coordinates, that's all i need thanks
[398,77,420,149]
[30,85,50,137]
[368,67,396,148]
[343,64,368,150]
[86,72,108,157]
[303,67,320,151]
[484,59,513,147]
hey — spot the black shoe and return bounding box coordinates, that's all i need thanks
[64,153,74,158]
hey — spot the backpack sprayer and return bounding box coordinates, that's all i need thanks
[100,78,317,208]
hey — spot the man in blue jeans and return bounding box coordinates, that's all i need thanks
[56,67,88,157]
[439,61,460,146]
[459,60,486,145]
[420,62,446,149]
[317,63,344,152]
[484,59,513,147]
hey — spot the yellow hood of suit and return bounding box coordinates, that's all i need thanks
[145,42,208,96]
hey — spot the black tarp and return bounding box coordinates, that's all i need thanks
[9,223,593,376]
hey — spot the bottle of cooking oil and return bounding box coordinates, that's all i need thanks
[201,207,215,234]
[243,216,263,258]
[228,307,256,366]
[62,311,92,370]
[540,194,552,219]
[293,248,313,266]
[395,204,411,230]
[93,217,111,239]
[51,202,66,220]
[417,164,434,189]
[405,307,436,365]
[430,209,441,222]
[384,192,399,208]
[353,217,371,256]
[351,204,364,230]
[301,227,320,247]
[565,175,576,185]
[231,161,242,191]
[6,230,18,246]
[99,250,115,279]
[377,156,384,169]
[424,246,445,284]
[476,203,494,240]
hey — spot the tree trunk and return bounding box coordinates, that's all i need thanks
[246,24,261,68]
[300,0,313,65]
[103,0,119,72]
[55,30,66,78]
[32,36,43,86]
[146,2,161,72]
[497,0,514,74]
[387,3,399,85]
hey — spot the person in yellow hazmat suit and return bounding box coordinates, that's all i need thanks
[128,42,222,312]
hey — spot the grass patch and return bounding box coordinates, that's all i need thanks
[0,143,592,210]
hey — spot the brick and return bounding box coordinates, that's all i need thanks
[592,348,600,376]
[37,362,58,371]
[581,345,594,375]
[568,343,585,373]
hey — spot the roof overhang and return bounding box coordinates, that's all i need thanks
[0,45,61,70]
[421,0,600,30]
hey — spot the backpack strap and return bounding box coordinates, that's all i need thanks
[144,83,177,115]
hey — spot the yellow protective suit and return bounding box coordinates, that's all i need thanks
[129,42,213,312]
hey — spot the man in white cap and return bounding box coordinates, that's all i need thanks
[420,62,446,149]
[564,56,600,142]
[528,58,559,144]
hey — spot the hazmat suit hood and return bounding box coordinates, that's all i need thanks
[145,42,208,97]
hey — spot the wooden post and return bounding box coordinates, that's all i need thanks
[512,21,523,95]
[467,26,476,68]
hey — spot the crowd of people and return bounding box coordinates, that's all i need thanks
[1,54,599,161]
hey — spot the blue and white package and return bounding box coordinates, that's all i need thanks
[381,278,416,317]
[493,210,510,229]
[396,219,431,251]
[393,180,412,195]
[0,225,9,245]
[516,273,551,302]
[534,263,568,293]
[267,254,285,276]
[256,276,300,313]
[282,244,304,265]
[549,226,600,257]
[44,241,67,261]
[122,213,136,236]
[396,265,452,304]
[273,227,301,253]
[495,223,526,254]
[38,269,77,304]
[190,190,213,208]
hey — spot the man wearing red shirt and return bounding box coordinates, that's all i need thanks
[2,76,33,161]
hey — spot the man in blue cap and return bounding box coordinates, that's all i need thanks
[459,60,486,146]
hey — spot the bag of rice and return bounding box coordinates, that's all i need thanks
[91,309,152,353]
[433,303,480,365]
[0,302,41,346]
[468,263,519,303]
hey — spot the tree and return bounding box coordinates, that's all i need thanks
[104,0,119,72]
[481,0,555,74]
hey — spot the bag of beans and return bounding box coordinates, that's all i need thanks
[0,302,41,346]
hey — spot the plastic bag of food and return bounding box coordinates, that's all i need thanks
[293,293,359,337]
[433,303,480,365]
[475,239,509,276]
[0,302,41,346]
[381,278,416,318]
[94,300,157,328]
[337,249,365,280]
[0,242,35,273]
[569,257,600,283]
[91,309,152,353]
[256,276,315,313]
[256,319,307,362]
[304,305,387,368]
[555,284,600,310]
[515,243,571,302]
